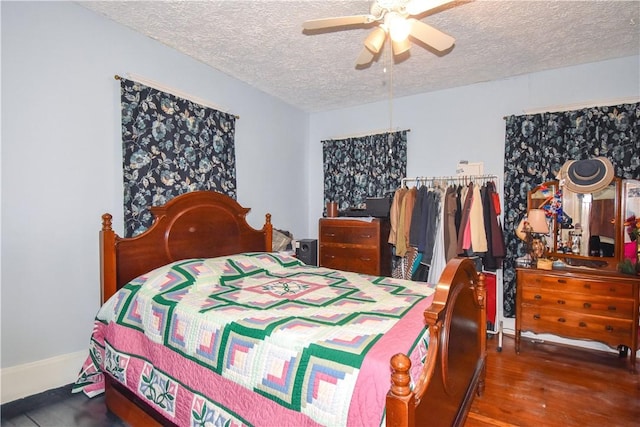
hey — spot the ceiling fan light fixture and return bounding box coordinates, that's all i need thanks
[391,37,411,55]
[364,27,386,53]
[388,13,411,42]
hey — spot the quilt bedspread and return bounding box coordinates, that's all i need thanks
[73,252,436,426]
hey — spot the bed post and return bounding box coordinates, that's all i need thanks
[476,272,487,396]
[100,213,117,304]
[264,213,273,251]
[386,353,416,427]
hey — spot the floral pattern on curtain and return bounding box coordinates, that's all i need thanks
[503,102,639,317]
[322,131,407,213]
[120,78,237,237]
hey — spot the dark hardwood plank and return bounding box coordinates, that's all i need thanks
[1,385,125,427]
[467,333,640,427]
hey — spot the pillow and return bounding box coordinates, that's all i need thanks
[272,228,293,252]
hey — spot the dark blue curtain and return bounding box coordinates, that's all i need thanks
[120,78,237,237]
[502,102,640,317]
[322,131,408,214]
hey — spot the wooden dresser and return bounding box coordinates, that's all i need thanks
[516,267,639,371]
[318,218,392,276]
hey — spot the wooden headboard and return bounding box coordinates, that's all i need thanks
[100,191,272,303]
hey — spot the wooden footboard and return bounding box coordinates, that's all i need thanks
[387,258,487,427]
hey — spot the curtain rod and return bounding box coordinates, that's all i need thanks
[324,128,410,141]
[503,96,639,119]
[114,74,239,119]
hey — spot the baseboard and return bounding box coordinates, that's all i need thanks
[1,350,88,404]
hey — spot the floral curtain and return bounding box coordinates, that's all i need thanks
[502,102,639,317]
[322,131,407,213]
[120,78,237,237]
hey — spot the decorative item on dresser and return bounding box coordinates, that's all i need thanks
[516,175,640,372]
[516,267,639,372]
[318,217,392,276]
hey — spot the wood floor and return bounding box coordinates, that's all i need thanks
[467,333,640,427]
[1,333,638,426]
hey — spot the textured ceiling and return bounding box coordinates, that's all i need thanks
[79,0,640,112]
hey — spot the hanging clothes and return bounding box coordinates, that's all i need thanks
[469,183,488,253]
[396,186,417,257]
[457,183,474,254]
[388,187,408,245]
[481,181,506,270]
[427,187,447,283]
[391,174,505,275]
[443,185,459,262]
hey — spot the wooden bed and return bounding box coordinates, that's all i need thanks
[96,190,486,427]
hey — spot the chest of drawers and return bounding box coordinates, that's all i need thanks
[516,267,639,371]
[318,218,391,276]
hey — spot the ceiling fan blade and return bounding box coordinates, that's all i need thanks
[302,15,372,31]
[355,46,375,67]
[406,0,454,16]
[408,18,455,51]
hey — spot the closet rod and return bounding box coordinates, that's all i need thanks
[400,174,499,187]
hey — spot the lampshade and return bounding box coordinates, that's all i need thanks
[391,37,411,55]
[527,209,549,234]
[364,27,386,54]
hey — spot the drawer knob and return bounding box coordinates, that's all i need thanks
[579,322,587,327]
[558,279,567,284]
[557,317,566,323]
[360,257,372,261]
[583,302,591,309]
[608,305,617,311]
[326,233,336,237]
[606,325,614,332]
[361,234,372,238]
[609,287,616,293]
[534,294,542,300]
[583,283,591,289]
[557,299,565,305]
[533,314,540,320]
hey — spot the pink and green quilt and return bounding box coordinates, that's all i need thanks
[73,252,435,426]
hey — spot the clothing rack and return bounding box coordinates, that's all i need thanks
[400,174,499,188]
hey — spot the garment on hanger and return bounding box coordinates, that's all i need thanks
[388,187,408,245]
[443,185,459,262]
[481,181,506,270]
[396,186,417,257]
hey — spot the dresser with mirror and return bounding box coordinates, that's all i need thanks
[516,177,640,371]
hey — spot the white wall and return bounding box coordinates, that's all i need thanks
[1,1,308,402]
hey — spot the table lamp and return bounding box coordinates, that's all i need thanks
[527,208,549,261]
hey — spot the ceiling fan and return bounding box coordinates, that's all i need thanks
[302,0,456,67]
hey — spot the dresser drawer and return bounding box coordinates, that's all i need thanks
[520,304,634,346]
[319,246,379,275]
[519,272,635,298]
[520,287,635,319]
[319,223,379,246]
